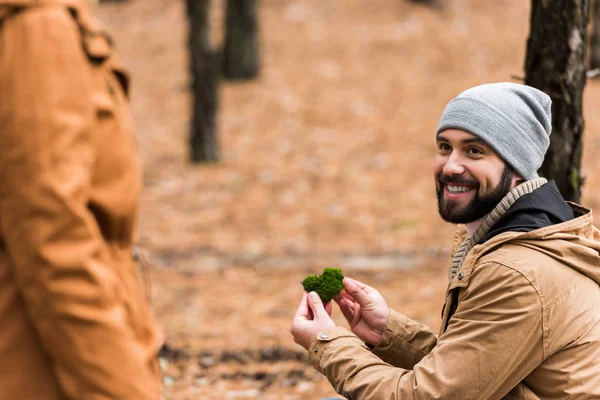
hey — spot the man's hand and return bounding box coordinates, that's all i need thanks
[291,291,336,350]
[334,277,389,346]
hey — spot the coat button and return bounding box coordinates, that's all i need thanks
[320,333,329,339]
[458,272,464,280]
[313,347,319,353]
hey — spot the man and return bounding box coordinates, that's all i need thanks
[291,82,600,399]
[0,0,162,398]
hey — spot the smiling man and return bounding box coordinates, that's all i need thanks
[435,130,518,227]
[291,82,600,399]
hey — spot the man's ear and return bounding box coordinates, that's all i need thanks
[512,174,525,188]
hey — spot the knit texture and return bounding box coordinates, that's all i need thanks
[448,178,548,280]
[436,82,552,180]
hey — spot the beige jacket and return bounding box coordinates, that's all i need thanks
[310,204,600,399]
[0,1,162,398]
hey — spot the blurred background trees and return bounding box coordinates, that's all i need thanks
[222,0,260,80]
[592,0,600,70]
[525,0,590,202]
[186,0,220,163]
[186,0,261,163]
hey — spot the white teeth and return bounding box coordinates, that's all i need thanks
[447,185,472,193]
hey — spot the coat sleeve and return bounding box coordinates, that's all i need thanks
[309,262,544,400]
[370,309,438,369]
[0,7,160,399]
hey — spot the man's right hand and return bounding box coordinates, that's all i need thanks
[334,277,389,346]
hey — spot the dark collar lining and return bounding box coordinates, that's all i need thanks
[479,181,574,244]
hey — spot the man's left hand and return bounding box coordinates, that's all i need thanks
[290,291,336,350]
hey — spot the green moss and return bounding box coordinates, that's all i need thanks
[301,268,345,303]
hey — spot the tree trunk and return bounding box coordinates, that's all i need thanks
[524,0,590,202]
[222,0,260,80]
[592,0,600,69]
[186,0,220,163]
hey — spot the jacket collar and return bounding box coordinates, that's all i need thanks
[448,203,597,290]
[479,180,574,243]
[448,178,547,280]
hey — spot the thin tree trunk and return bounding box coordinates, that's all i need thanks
[186,0,220,163]
[222,0,260,80]
[524,0,590,202]
[592,0,600,69]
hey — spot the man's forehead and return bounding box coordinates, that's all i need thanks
[437,129,487,145]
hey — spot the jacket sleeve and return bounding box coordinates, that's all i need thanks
[309,262,544,400]
[0,7,160,399]
[370,309,437,369]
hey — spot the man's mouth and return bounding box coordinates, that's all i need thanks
[446,184,475,194]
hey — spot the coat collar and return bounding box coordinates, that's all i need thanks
[447,203,596,290]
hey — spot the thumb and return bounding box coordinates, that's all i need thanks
[344,278,371,306]
[308,292,327,319]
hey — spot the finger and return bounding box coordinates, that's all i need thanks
[343,277,372,306]
[333,294,343,306]
[344,277,370,292]
[294,291,310,320]
[337,289,356,302]
[307,292,327,320]
[337,296,356,324]
[350,302,362,328]
[325,301,333,316]
[333,294,356,304]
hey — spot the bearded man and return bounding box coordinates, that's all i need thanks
[291,82,600,399]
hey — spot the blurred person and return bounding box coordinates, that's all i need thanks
[0,0,163,398]
[291,82,600,399]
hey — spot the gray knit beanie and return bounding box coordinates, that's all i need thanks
[436,82,552,180]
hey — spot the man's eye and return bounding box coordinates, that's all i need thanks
[438,143,451,151]
[468,147,483,155]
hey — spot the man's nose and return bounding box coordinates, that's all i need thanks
[442,153,465,176]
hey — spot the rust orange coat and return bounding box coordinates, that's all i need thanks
[0,1,163,398]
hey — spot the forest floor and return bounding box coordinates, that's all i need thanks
[96,0,600,398]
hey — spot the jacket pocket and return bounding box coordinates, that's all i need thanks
[113,246,160,345]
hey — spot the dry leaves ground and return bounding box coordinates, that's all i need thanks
[96,0,600,398]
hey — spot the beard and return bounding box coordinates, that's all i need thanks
[436,164,514,224]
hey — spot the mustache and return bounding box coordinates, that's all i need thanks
[437,173,478,187]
